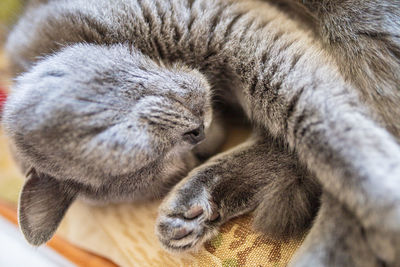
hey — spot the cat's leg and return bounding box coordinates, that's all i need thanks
[246,75,400,264]
[289,192,382,267]
[156,132,320,250]
[292,0,400,138]
[224,31,400,263]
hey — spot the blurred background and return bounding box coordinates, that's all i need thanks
[0,0,22,42]
[0,0,23,210]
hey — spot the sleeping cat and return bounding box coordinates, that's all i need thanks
[3,0,400,266]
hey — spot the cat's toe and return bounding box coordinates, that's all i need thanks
[184,205,204,219]
[156,216,199,250]
[156,186,220,251]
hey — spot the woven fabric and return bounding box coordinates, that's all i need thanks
[58,201,305,267]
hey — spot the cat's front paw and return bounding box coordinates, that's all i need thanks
[156,175,221,251]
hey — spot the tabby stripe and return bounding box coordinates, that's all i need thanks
[239,19,256,43]
[74,13,110,43]
[289,53,302,72]
[203,51,217,62]
[188,0,196,10]
[149,109,182,119]
[207,6,226,49]
[277,40,294,55]
[223,12,245,40]
[249,73,259,97]
[146,120,174,129]
[285,87,305,132]
[272,30,284,42]
[77,109,108,119]
[298,120,324,139]
[166,2,183,43]
[261,50,269,65]
[153,37,166,59]
[149,115,190,127]
[76,126,109,139]
[257,19,272,32]
[136,2,157,56]
[261,63,279,97]
[187,15,196,33]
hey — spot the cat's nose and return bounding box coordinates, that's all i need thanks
[183,124,205,145]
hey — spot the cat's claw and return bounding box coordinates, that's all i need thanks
[156,180,221,251]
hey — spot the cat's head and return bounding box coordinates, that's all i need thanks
[2,44,213,245]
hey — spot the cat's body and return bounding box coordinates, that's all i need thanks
[3,0,400,266]
[295,0,400,137]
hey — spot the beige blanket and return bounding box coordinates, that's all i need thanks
[59,201,305,266]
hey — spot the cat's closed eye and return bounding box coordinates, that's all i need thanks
[183,125,205,145]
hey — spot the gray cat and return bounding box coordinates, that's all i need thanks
[2,0,400,266]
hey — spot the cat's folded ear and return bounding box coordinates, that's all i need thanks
[18,168,78,246]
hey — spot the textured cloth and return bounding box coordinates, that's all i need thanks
[58,201,305,267]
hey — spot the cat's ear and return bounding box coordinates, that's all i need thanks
[18,168,78,246]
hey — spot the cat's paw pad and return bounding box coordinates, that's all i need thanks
[156,186,220,251]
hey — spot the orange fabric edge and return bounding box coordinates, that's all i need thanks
[0,201,117,267]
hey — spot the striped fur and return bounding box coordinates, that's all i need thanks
[3,0,400,265]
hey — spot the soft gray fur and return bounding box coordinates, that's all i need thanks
[2,0,400,266]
